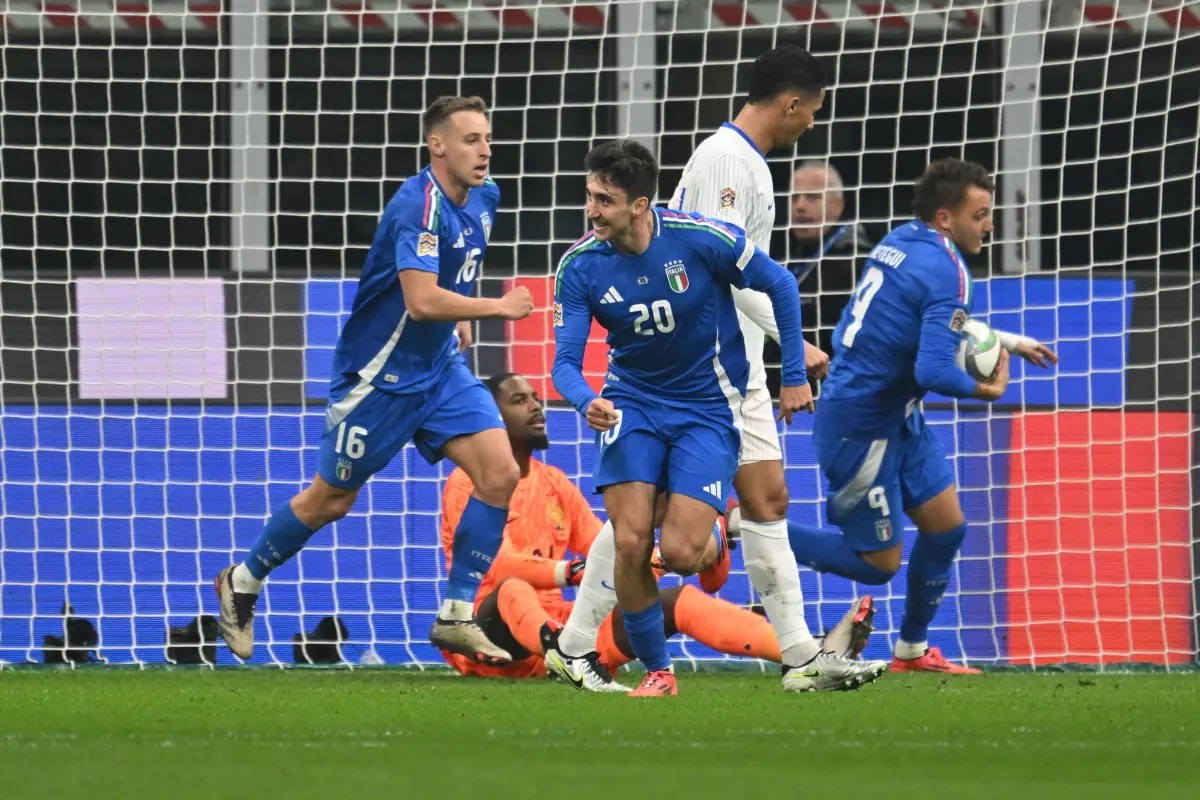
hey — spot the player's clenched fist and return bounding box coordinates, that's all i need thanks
[585,397,619,433]
[804,342,830,381]
[777,383,815,424]
[498,286,535,320]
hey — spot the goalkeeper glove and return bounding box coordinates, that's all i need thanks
[555,557,587,587]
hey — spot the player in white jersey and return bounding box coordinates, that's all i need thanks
[668,47,857,691]
[546,48,885,693]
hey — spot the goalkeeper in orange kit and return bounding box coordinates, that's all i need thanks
[439,372,875,690]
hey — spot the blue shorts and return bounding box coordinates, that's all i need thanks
[592,388,740,513]
[316,359,504,490]
[814,412,954,552]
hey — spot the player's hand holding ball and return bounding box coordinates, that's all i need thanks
[973,347,1010,401]
[777,382,815,424]
[586,397,620,433]
[498,286,535,320]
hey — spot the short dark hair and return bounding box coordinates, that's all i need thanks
[912,158,995,222]
[747,46,826,105]
[423,96,488,136]
[584,139,659,204]
[483,372,518,398]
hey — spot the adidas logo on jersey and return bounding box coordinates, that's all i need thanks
[453,233,465,248]
[702,482,722,498]
[599,286,624,305]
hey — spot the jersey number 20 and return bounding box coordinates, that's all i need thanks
[841,266,884,348]
[631,300,675,336]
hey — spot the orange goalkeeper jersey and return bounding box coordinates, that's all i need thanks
[441,459,604,605]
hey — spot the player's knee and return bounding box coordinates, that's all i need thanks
[860,544,903,577]
[612,524,653,565]
[296,481,357,527]
[738,477,789,522]
[473,457,521,506]
[494,577,533,603]
[319,492,356,524]
[657,534,707,577]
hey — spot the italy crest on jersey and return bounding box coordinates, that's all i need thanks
[481,212,492,242]
[665,260,689,293]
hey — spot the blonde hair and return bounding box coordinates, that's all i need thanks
[423,96,489,136]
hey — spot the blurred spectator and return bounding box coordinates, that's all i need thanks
[765,161,875,396]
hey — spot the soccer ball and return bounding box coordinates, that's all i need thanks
[956,318,1001,382]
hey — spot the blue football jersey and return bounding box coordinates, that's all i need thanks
[552,209,806,413]
[818,220,977,438]
[329,166,499,396]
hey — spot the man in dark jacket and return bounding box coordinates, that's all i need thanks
[765,161,875,396]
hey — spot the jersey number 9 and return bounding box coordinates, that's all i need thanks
[631,300,676,336]
[841,266,884,348]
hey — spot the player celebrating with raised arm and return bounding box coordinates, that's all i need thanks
[213,96,535,665]
[783,158,1057,673]
[549,140,886,695]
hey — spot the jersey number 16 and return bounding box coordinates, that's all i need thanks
[841,266,884,348]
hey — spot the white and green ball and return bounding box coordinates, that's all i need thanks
[956,318,1002,382]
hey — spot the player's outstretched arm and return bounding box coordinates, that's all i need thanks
[399,270,532,322]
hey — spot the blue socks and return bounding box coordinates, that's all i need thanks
[245,502,318,580]
[786,520,893,585]
[446,496,508,603]
[622,601,672,672]
[899,523,967,644]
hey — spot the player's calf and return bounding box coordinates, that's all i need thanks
[734,459,826,670]
[606,482,673,678]
[215,479,358,659]
[435,430,520,663]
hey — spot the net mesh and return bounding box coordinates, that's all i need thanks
[0,0,1196,668]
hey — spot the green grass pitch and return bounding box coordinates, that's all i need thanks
[1,669,1197,799]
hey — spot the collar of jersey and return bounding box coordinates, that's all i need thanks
[721,122,768,165]
[422,164,470,209]
[916,220,967,262]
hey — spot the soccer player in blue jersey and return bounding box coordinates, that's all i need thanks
[213,96,536,665]
[782,158,1057,673]
[547,140,889,695]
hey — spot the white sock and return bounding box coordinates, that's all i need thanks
[894,639,928,660]
[740,518,820,667]
[232,562,264,595]
[557,520,618,656]
[438,598,475,622]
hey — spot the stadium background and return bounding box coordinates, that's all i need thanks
[0,0,1196,668]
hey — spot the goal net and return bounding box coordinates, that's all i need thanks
[0,0,1197,669]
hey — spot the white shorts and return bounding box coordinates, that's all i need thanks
[738,384,783,465]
